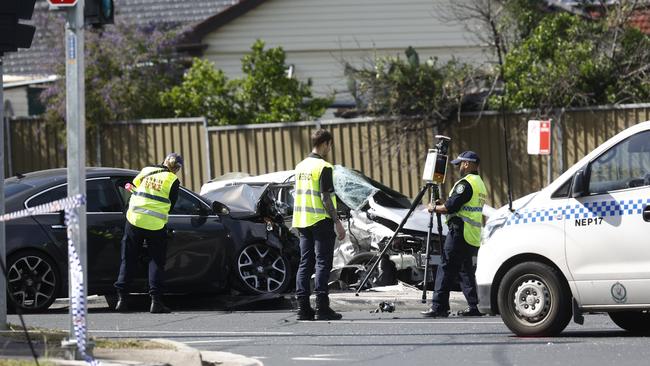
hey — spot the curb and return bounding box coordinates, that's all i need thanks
[201,351,263,366]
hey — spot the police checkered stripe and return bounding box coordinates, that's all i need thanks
[65,205,100,366]
[461,206,483,212]
[0,194,98,365]
[505,198,650,226]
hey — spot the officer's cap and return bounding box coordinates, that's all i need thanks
[451,151,480,165]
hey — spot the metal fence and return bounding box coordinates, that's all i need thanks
[6,104,650,205]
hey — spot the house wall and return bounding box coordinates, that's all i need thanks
[3,87,29,117]
[202,0,491,102]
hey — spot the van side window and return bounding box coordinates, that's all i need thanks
[588,130,650,194]
[551,178,572,198]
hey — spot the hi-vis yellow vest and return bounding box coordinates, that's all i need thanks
[446,174,487,247]
[292,157,337,228]
[126,166,178,230]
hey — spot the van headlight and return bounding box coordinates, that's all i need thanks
[482,216,508,243]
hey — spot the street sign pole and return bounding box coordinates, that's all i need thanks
[64,0,87,358]
[0,57,6,331]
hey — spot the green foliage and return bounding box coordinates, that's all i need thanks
[160,59,238,125]
[160,40,331,125]
[493,9,650,110]
[345,47,482,121]
[41,20,185,133]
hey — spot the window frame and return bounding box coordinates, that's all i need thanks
[24,177,125,214]
[584,131,650,196]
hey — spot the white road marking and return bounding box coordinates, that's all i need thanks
[292,357,352,361]
[319,320,503,325]
[292,353,353,361]
[183,339,252,344]
[91,330,294,335]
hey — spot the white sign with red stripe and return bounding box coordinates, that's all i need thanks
[48,0,78,7]
[527,120,552,155]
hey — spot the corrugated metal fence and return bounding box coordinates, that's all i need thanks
[7,104,650,205]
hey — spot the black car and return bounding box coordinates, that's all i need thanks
[4,168,298,312]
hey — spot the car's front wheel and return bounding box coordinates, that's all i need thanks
[235,243,291,295]
[609,311,650,334]
[497,262,571,336]
[7,250,61,313]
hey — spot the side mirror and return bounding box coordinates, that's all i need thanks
[571,170,587,198]
[212,201,230,216]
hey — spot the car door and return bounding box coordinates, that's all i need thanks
[27,177,129,292]
[163,188,231,292]
[565,130,650,306]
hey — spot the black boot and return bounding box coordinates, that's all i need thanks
[150,294,171,314]
[296,296,315,321]
[315,295,342,321]
[115,291,129,312]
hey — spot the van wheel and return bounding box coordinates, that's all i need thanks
[497,262,571,336]
[608,311,650,334]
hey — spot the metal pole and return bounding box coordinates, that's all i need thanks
[0,57,7,331]
[65,1,87,353]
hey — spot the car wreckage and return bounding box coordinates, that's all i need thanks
[201,165,450,290]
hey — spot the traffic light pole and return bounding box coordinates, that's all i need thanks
[63,1,89,359]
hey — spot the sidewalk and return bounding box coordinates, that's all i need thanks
[0,336,261,366]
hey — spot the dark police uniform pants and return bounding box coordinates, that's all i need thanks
[430,223,479,312]
[295,218,336,297]
[114,221,168,295]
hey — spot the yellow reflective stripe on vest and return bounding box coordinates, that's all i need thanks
[292,157,336,228]
[460,216,482,228]
[130,206,168,221]
[293,206,328,214]
[447,174,487,247]
[295,189,321,197]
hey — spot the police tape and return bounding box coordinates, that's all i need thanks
[0,194,99,365]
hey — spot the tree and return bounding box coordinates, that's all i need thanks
[439,0,650,111]
[40,19,186,132]
[343,47,487,156]
[160,40,332,125]
[159,58,238,125]
[493,7,650,110]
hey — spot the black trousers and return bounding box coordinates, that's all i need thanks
[295,218,336,298]
[430,223,479,311]
[114,221,167,295]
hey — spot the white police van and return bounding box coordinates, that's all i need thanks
[477,120,650,336]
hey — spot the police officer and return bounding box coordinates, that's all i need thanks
[293,129,346,321]
[114,153,183,314]
[421,151,487,318]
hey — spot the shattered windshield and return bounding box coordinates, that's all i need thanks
[333,165,379,210]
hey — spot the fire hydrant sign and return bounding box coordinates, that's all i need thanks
[48,0,78,6]
[527,120,551,155]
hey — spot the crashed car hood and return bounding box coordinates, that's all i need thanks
[367,196,449,236]
[202,184,270,218]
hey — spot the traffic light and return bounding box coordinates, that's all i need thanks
[0,0,37,54]
[85,0,114,27]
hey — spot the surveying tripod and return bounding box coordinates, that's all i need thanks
[355,135,450,301]
[354,181,444,302]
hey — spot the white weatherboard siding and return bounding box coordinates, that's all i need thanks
[3,87,29,117]
[202,0,490,101]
